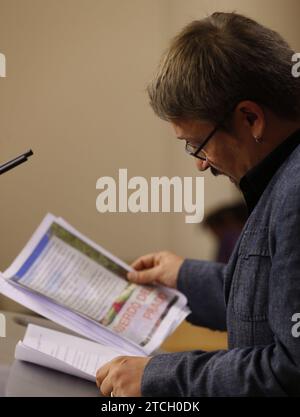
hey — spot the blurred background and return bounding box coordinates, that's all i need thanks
[0,0,299,351]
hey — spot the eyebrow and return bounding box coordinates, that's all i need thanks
[177,136,201,144]
[177,136,196,141]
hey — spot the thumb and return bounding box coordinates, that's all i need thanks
[127,266,160,285]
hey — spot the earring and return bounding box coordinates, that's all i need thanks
[254,135,262,143]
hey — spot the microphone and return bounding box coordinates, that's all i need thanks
[0,149,34,175]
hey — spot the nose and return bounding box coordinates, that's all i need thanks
[195,158,210,171]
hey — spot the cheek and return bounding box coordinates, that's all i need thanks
[207,139,230,166]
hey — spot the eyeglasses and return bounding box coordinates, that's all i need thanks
[185,121,223,161]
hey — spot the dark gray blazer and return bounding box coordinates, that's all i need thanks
[142,142,300,397]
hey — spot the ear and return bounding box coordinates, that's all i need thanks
[235,101,266,142]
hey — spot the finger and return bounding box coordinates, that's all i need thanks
[96,362,111,388]
[127,266,161,285]
[130,254,156,271]
[98,357,126,396]
[96,356,125,388]
[100,375,114,397]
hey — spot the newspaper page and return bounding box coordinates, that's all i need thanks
[4,214,189,353]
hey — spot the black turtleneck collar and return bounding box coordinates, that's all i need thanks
[239,128,300,214]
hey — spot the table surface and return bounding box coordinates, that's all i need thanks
[0,310,100,397]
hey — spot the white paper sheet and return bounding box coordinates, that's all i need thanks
[15,324,126,382]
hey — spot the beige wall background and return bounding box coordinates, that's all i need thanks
[0,0,299,312]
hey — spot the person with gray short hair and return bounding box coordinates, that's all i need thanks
[96,12,300,397]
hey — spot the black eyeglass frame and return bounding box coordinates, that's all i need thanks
[185,122,223,161]
[184,109,234,161]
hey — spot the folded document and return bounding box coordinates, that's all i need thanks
[0,213,189,356]
[16,324,126,382]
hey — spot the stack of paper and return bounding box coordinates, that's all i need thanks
[15,324,126,382]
